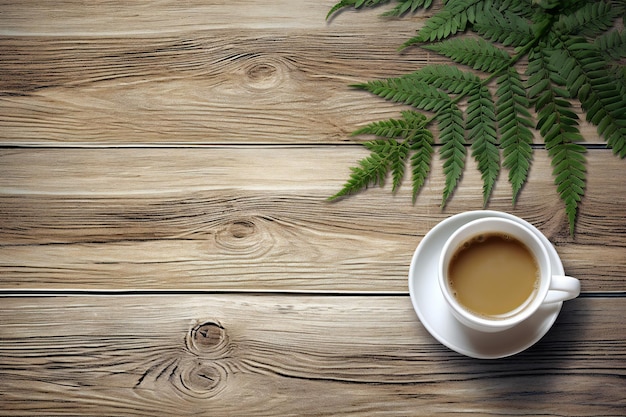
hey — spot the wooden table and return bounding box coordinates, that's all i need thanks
[1,1,625,415]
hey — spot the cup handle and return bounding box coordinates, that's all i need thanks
[543,275,581,304]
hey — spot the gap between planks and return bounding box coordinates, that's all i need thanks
[0,289,624,298]
[0,143,615,149]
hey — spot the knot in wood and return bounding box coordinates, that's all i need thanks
[241,57,285,90]
[187,322,230,357]
[229,220,255,239]
[195,322,224,347]
[184,364,220,393]
[177,362,228,399]
[246,63,277,81]
[215,218,268,255]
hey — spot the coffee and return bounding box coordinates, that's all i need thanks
[448,232,539,318]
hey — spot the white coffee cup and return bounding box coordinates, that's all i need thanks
[438,216,580,333]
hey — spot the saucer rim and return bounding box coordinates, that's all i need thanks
[408,210,564,359]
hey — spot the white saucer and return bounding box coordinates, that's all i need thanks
[408,210,563,359]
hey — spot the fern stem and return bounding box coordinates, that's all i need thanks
[421,42,530,127]
[421,21,550,128]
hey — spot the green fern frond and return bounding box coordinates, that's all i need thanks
[594,29,626,60]
[527,45,586,234]
[466,85,499,205]
[411,65,499,203]
[548,142,587,236]
[534,0,587,14]
[329,149,388,200]
[381,0,433,17]
[404,0,484,47]
[353,77,452,112]
[596,29,626,99]
[437,104,466,207]
[488,0,535,19]
[329,139,409,200]
[353,109,429,138]
[556,1,621,38]
[472,7,534,47]
[408,65,480,94]
[327,0,436,19]
[326,0,390,20]
[553,35,626,158]
[357,111,434,197]
[423,38,512,72]
[327,0,625,235]
[331,111,433,199]
[388,140,410,191]
[410,130,435,202]
[327,0,357,20]
[496,67,534,204]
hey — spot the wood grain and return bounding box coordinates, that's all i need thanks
[0,1,429,34]
[1,1,625,415]
[0,1,424,146]
[0,295,624,416]
[1,147,625,291]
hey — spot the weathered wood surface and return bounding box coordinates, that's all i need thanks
[1,0,626,415]
[0,2,425,146]
[0,295,625,416]
[1,148,625,291]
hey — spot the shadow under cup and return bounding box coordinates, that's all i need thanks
[439,217,565,333]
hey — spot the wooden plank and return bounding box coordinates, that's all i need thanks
[1,147,625,291]
[0,295,624,415]
[0,0,428,35]
[0,2,602,146]
[0,31,425,145]
[0,1,424,146]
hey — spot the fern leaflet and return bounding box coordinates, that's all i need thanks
[330,111,433,199]
[327,0,436,19]
[353,76,452,112]
[423,38,512,72]
[554,35,626,158]
[549,141,587,236]
[353,109,427,138]
[437,104,466,207]
[410,129,435,202]
[556,1,622,38]
[466,85,500,205]
[382,0,434,16]
[527,45,586,234]
[594,29,626,60]
[472,7,534,47]
[496,67,535,204]
[404,0,484,47]
[326,0,390,20]
[329,139,408,200]
[408,64,480,94]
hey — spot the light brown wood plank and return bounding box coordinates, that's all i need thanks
[0,295,624,416]
[1,147,625,291]
[0,2,602,146]
[0,0,428,35]
[0,30,430,145]
[0,1,425,146]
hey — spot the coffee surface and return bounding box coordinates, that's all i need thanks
[448,233,539,317]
